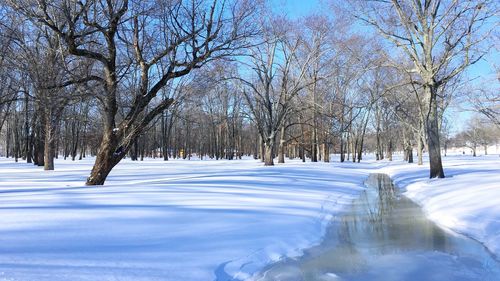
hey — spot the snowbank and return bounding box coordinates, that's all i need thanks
[0,158,368,281]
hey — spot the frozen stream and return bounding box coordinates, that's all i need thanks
[252,173,500,281]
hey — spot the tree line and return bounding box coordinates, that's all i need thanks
[0,0,498,185]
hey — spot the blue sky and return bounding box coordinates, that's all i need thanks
[270,0,324,17]
[270,0,499,133]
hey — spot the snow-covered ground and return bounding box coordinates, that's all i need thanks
[0,154,499,280]
[0,157,369,281]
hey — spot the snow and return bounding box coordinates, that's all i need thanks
[0,157,367,281]
[1,154,499,280]
[381,154,500,259]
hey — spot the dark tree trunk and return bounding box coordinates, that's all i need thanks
[86,131,124,185]
[340,135,345,163]
[131,140,138,161]
[71,121,80,161]
[34,123,44,166]
[408,146,414,163]
[253,134,259,160]
[425,85,445,178]
[357,141,363,163]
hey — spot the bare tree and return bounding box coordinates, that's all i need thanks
[356,0,497,178]
[8,0,258,184]
[237,19,313,165]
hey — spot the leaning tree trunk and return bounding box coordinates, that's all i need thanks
[425,85,445,178]
[86,97,173,185]
[86,130,124,185]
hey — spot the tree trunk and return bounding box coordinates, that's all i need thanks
[278,126,285,164]
[71,121,80,161]
[14,113,20,163]
[253,134,259,160]
[311,126,318,162]
[387,139,393,161]
[260,136,265,162]
[340,134,345,162]
[375,106,382,161]
[43,114,55,171]
[264,138,274,166]
[417,133,423,166]
[323,142,330,163]
[34,123,44,166]
[425,85,445,178]
[85,131,124,185]
[24,92,32,163]
[408,146,414,163]
[131,139,139,161]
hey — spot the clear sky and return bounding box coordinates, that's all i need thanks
[270,0,324,17]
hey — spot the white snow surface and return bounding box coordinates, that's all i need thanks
[1,154,499,280]
[0,157,367,281]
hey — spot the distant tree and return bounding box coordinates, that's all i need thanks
[237,19,313,165]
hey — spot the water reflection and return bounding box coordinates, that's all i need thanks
[253,174,500,281]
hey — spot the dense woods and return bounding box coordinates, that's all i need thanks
[0,0,498,185]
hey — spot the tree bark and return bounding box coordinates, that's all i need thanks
[311,125,318,162]
[323,142,330,163]
[417,134,423,166]
[278,126,285,163]
[86,131,123,185]
[43,114,55,171]
[264,138,274,166]
[24,92,32,163]
[387,139,393,161]
[408,146,414,163]
[425,85,445,178]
